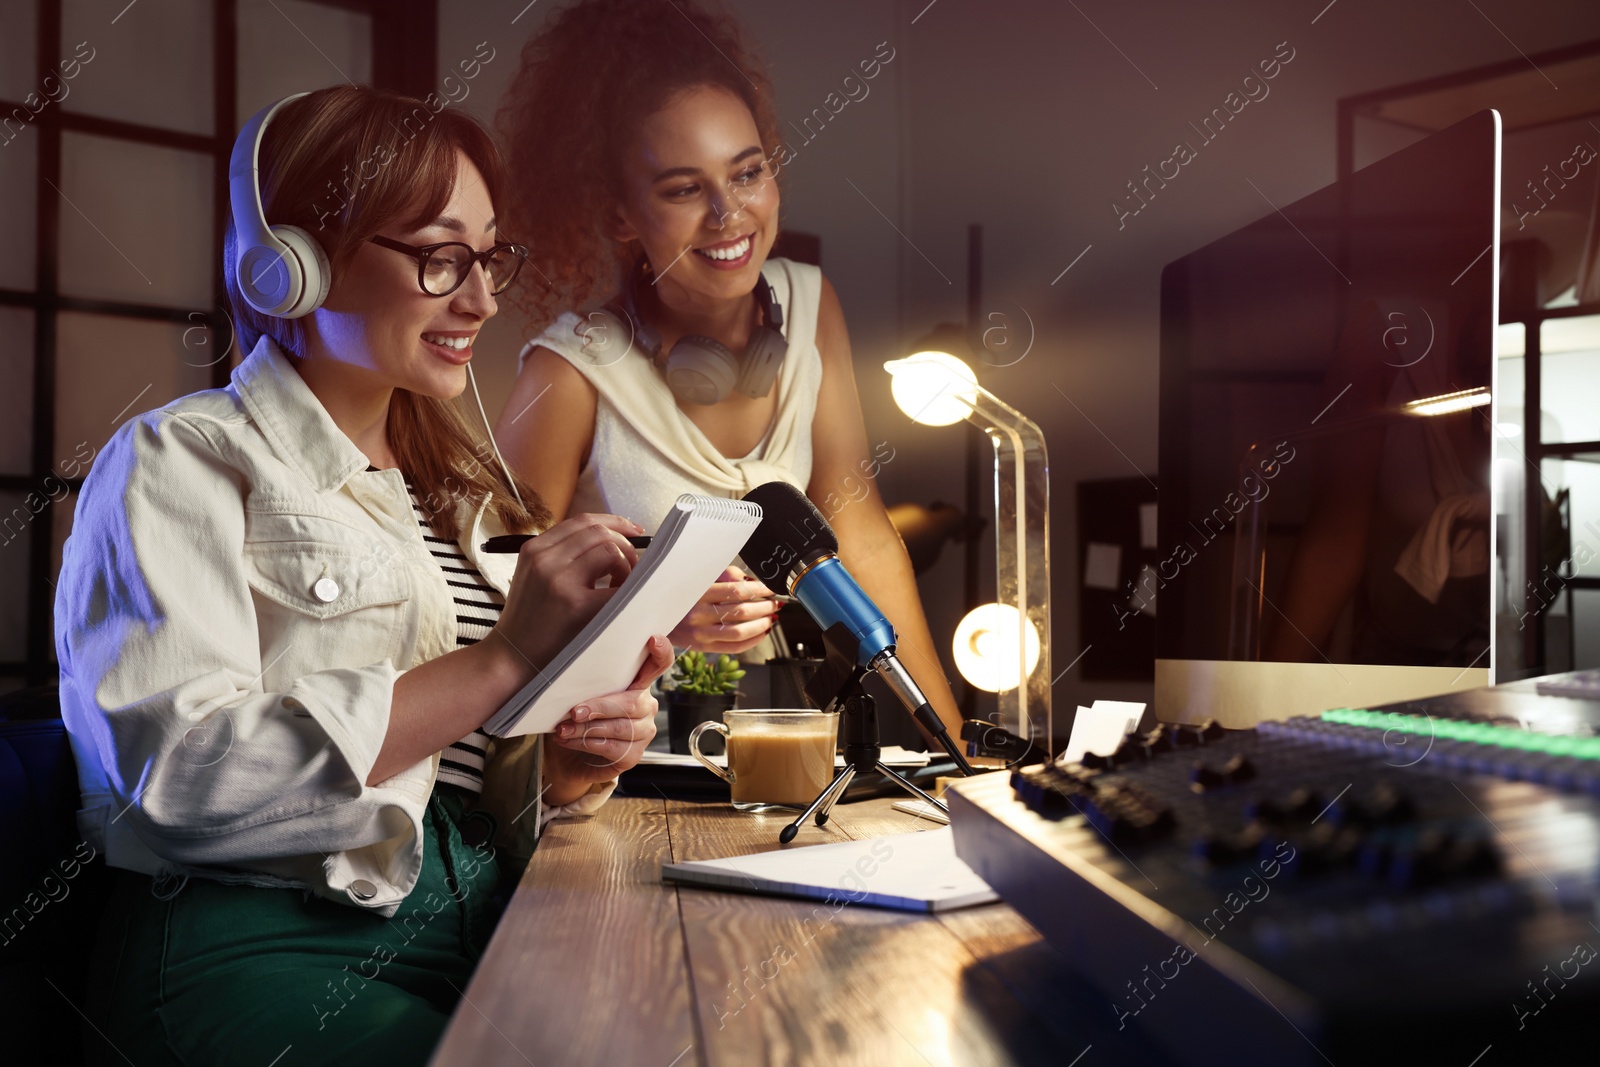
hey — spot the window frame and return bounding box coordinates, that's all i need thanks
[0,0,437,687]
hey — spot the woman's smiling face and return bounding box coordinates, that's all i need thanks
[308,149,500,399]
[611,84,779,304]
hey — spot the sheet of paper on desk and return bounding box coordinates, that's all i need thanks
[661,827,997,912]
[1060,699,1146,764]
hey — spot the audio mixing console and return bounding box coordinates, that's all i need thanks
[948,680,1600,1065]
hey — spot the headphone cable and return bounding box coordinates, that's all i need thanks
[464,362,528,514]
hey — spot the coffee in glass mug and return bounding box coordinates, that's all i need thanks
[689,710,839,811]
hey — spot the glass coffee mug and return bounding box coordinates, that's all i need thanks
[689,710,840,812]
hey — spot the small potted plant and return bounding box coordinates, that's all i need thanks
[664,650,744,755]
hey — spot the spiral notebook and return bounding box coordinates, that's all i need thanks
[661,828,997,912]
[485,494,763,738]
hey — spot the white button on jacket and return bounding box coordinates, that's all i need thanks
[55,337,611,916]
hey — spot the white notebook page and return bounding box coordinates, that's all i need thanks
[486,494,763,737]
[661,827,997,913]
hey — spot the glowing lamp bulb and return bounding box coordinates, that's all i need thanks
[884,351,979,427]
[1403,386,1491,417]
[953,602,1041,693]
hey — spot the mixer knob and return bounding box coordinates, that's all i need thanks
[1244,794,1275,823]
[1011,767,1049,807]
[1166,719,1227,748]
[1386,829,1450,889]
[1192,824,1264,865]
[1328,784,1417,827]
[1447,835,1502,879]
[1300,823,1362,875]
[1223,755,1256,782]
[1142,726,1176,753]
[1257,835,1302,878]
[1078,784,1175,844]
[1079,796,1116,838]
[1386,829,1503,888]
[1188,755,1257,793]
[1247,788,1324,824]
[1285,789,1324,819]
[1111,734,1154,766]
[1357,833,1394,880]
[1036,786,1077,819]
[1080,750,1116,771]
[1126,806,1176,842]
[1360,785,1417,824]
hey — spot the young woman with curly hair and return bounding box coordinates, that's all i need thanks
[493,0,962,739]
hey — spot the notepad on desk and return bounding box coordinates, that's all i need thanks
[485,494,763,738]
[661,827,997,913]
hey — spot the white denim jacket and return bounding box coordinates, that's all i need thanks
[56,337,612,916]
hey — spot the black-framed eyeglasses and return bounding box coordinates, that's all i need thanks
[369,235,529,297]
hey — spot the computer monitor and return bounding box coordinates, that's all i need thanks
[1155,109,1500,727]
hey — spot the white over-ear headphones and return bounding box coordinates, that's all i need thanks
[228,94,331,319]
[228,92,532,516]
[588,261,788,406]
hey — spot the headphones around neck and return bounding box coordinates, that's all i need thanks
[229,93,331,319]
[594,261,789,406]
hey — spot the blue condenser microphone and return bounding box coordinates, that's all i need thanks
[741,481,971,772]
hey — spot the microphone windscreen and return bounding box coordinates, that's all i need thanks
[740,481,839,594]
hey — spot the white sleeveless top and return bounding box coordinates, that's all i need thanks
[521,257,823,533]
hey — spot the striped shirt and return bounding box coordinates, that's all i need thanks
[375,467,502,795]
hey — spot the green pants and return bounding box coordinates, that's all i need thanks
[85,788,504,1067]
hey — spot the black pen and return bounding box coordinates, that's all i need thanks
[481,533,652,552]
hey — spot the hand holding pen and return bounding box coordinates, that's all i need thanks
[483,523,788,657]
[486,513,645,676]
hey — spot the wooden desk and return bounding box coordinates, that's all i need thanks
[430,796,1161,1067]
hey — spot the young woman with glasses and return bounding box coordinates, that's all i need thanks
[55,85,669,1066]
[493,0,961,740]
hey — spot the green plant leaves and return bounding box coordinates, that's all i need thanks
[669,650,745,694]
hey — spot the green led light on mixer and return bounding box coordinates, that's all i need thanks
[1317,709,1600,760]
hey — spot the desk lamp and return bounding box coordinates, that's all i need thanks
[884,352,1053,755]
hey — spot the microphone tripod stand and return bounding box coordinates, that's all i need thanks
[778,625,959,844]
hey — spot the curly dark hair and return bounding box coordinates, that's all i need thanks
[496,0,783,327]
